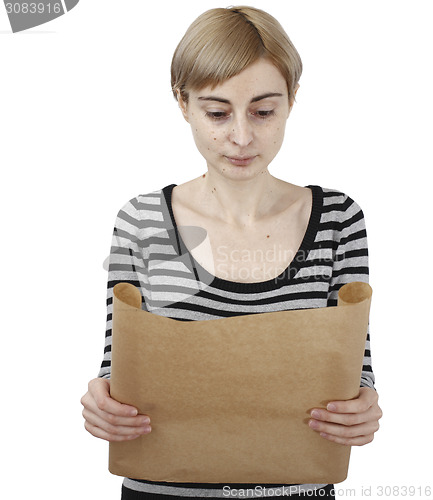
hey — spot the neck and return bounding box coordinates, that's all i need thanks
[197,168,283,227]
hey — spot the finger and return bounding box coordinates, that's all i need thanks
[318,431,375,447]
[82,395,151,428]
[310,406,375,426]
[100,409,151,429]
[326,387,377,414]
[89,380,139,418]
[309,417,379,439]
[82,408,152,438]
[84,420,143,442]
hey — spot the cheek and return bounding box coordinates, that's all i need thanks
[251,124,286,160]
[267,122,287,147]
[191,121,222,150]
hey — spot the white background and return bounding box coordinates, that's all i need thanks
[1,1,432,498]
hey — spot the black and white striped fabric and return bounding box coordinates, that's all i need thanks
[98,183,375,498]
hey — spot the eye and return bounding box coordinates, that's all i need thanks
[206,111,229,121]
[254,110,275,120]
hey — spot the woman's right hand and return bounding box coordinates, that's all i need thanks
[81,377,152,442]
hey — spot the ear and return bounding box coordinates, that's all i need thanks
[176,90,190,123]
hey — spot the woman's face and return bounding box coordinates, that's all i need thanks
[178,58,297,180]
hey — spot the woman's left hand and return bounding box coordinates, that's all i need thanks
[308,387,383,446]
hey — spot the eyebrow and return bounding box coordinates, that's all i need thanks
[197,92,284,104]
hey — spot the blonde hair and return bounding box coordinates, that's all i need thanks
[171,6,302,104]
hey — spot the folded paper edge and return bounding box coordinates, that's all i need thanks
[337,282,372,307]
[113,281,372,313]
[113,282,142,310]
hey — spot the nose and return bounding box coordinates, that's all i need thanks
[229,114,254,148]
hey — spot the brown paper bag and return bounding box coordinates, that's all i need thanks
[108,281,372,484]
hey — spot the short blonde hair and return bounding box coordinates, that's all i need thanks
[171,6,302,104]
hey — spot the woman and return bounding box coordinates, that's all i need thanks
[81,6,382,499]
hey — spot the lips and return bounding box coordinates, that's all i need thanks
[224,155,257,166]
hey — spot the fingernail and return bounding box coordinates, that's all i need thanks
[327,403,337,412]
[141,425,151,434]
[309,419,319,429]
[311,410,321,419]
[142,417,150,424]
[129,408,138,416]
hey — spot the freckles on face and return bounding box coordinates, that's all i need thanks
[183,59,292,171]
[189,118,221,159]
[189,106,286,171]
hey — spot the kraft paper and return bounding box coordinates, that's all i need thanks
[108,281,372,484]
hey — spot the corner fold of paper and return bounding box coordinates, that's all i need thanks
[113,282,142,309]
[337,282,372,307]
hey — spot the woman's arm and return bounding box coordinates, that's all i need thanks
[98,197,149,379]
[310,193,382,445]
[81,197,152,441]
[324,193,375,389]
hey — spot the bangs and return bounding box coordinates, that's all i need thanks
[187,14,266,90]
[172,9,266,97]
[171,7,302,102]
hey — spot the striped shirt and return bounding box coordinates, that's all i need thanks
[98,183,375,498]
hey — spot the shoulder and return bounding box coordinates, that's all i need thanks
[110,187,174,243]
[115,185,172,221]
[312,186,368,245]
[317,186,366,222]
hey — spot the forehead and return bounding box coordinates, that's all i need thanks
[193,59,287,101]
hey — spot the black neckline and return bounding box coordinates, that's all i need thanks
[162,183,323,293]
